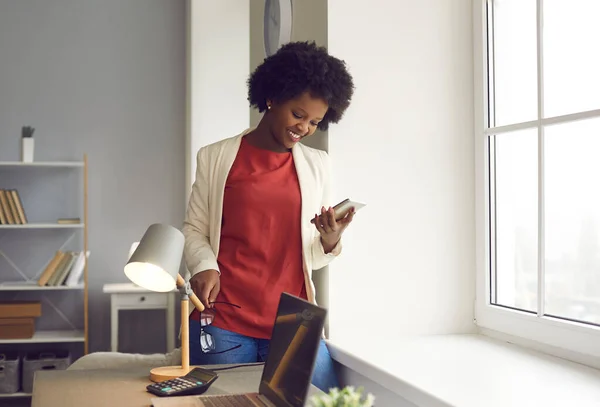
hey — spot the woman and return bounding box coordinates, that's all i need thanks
[182,41,355,392]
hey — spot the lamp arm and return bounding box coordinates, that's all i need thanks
[176,274,205,312]
[174,274,203,374]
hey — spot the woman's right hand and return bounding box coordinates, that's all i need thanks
[189,269,220,309]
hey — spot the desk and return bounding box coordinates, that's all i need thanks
[31,365,322,407]
[103,283,176,352]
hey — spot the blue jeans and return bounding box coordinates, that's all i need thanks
[188,319,339,392]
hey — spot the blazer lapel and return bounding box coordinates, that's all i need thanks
[211,132,244,257]
[292,145,315,267]
[215,133,243,194]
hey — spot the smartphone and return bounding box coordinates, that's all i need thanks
[310,198,366,223]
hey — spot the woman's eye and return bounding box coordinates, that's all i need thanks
[292,112,302,119]
[311,122,319,127]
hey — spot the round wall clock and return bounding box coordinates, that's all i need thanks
[264,0,293,57]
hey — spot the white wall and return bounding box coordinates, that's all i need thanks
[186,0,250,197]
[327,0,476,343]
[335,365,418,407]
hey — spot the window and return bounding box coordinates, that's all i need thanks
[475,0,600,359]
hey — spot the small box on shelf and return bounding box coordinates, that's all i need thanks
[0,301,41,318]
[0,351,20,394]
[0,301,41,340]
[22,351,71,393]
[0,318,35,339]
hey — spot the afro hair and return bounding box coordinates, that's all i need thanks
[247,41,354,131]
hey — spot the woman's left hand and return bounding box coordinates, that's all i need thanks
[313,206,355,253]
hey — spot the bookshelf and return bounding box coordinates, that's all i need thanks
[0,155,89,400]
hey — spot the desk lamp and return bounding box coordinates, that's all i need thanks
[124,223,205,382]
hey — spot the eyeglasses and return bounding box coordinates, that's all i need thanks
[199,301,242,354]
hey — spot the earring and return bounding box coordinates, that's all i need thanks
[267,105,271,110]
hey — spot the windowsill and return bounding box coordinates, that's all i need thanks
[327,333,600,407]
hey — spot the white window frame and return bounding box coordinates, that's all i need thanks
[474,0,600,366]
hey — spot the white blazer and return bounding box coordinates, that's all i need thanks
[182,128,341,308]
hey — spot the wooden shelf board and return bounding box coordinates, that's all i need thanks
[0,330,85,344]
[0,392,32,398]
[0,161,84,167]
[0,223,84,229]
[0,283,84,291]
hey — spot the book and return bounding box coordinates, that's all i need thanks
[38,251,65,286]
[57,218,81,224]
[0,189,28,224]
[10,190,27,224]
[65,251,89,287]
[0,190,15,224]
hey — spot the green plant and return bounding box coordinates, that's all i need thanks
[309,386,375,407]
[21,126,35,138]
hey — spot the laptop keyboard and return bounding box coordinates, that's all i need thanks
[200,395,257,407]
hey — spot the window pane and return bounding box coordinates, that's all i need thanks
[493,129,538,312]
[544,117,600,325]
[490,0,537,126]
[544,0,600,117]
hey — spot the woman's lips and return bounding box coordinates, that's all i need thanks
[287,129,302,142]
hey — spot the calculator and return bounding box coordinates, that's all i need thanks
[146,367,219,397]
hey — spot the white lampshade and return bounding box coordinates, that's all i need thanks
[128,242,140,259]
[124,223,185,292]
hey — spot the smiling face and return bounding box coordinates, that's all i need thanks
[266,92,329,150]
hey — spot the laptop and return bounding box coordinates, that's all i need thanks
[157,292,327,407]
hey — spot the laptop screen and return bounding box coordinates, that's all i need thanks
[258,293,328,407]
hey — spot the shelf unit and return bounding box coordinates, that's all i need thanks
[0,156,89,400]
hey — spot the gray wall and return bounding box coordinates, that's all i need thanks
[0,0,186,356]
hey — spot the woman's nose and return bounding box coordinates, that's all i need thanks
[297,122,309,135]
